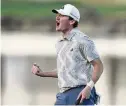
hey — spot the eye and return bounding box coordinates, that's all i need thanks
[57,13,61,17]
[57,13,65,17]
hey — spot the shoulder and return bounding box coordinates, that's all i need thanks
[72,30,94,45]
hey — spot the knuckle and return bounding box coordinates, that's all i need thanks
[33,63,37,65]
[82,96,85,99]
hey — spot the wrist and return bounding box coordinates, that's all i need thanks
[87,80,94,90]
[36,71,41,76]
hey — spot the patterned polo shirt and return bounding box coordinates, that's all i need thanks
[55,28,100,92]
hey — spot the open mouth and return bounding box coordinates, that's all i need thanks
[56,21,60,27]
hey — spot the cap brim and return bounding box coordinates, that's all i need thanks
[52,9,67,17]
[52,9,58,14]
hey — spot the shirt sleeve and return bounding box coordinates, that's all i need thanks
[80,39,100,62]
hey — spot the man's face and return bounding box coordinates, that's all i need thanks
[56,13,71,32]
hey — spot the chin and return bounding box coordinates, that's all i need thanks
[56,28,61,32]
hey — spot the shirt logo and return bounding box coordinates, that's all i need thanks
[70,48,73,51]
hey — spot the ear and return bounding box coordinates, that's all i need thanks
[69,20,75,26]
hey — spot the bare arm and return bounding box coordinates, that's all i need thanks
[31,63,58,78]
[77,58,103,103]
[90,58,103,84]
[77,41,104,103]
[36,69,58,78]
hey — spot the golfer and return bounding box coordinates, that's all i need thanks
[31,4,103,105]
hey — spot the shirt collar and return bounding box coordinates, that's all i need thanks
[59,28,78,41]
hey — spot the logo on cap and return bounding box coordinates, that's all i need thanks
[61,6,64,9]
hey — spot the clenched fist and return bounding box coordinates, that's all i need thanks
[31,63,41,75]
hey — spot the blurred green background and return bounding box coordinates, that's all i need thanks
[2,0,126,19]
[1,0,126,32]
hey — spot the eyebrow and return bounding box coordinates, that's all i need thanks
[57,13,63,16]
[57,14,69,18]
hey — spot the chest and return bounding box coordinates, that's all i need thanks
[56,41,83,61]
[57,41,77,52]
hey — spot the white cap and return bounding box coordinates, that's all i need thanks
[52,4,80,22]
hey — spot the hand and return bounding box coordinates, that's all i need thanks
[77,86,91,104]
[31,63,41,75]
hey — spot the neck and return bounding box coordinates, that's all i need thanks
[62,27,73,38]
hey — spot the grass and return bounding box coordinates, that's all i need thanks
[2,1,126,19]
[2,1,82,19]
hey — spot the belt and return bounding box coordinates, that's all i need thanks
[63,85,86,92]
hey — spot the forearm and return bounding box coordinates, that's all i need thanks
[91,59,103,84]
[36,71,58,78]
